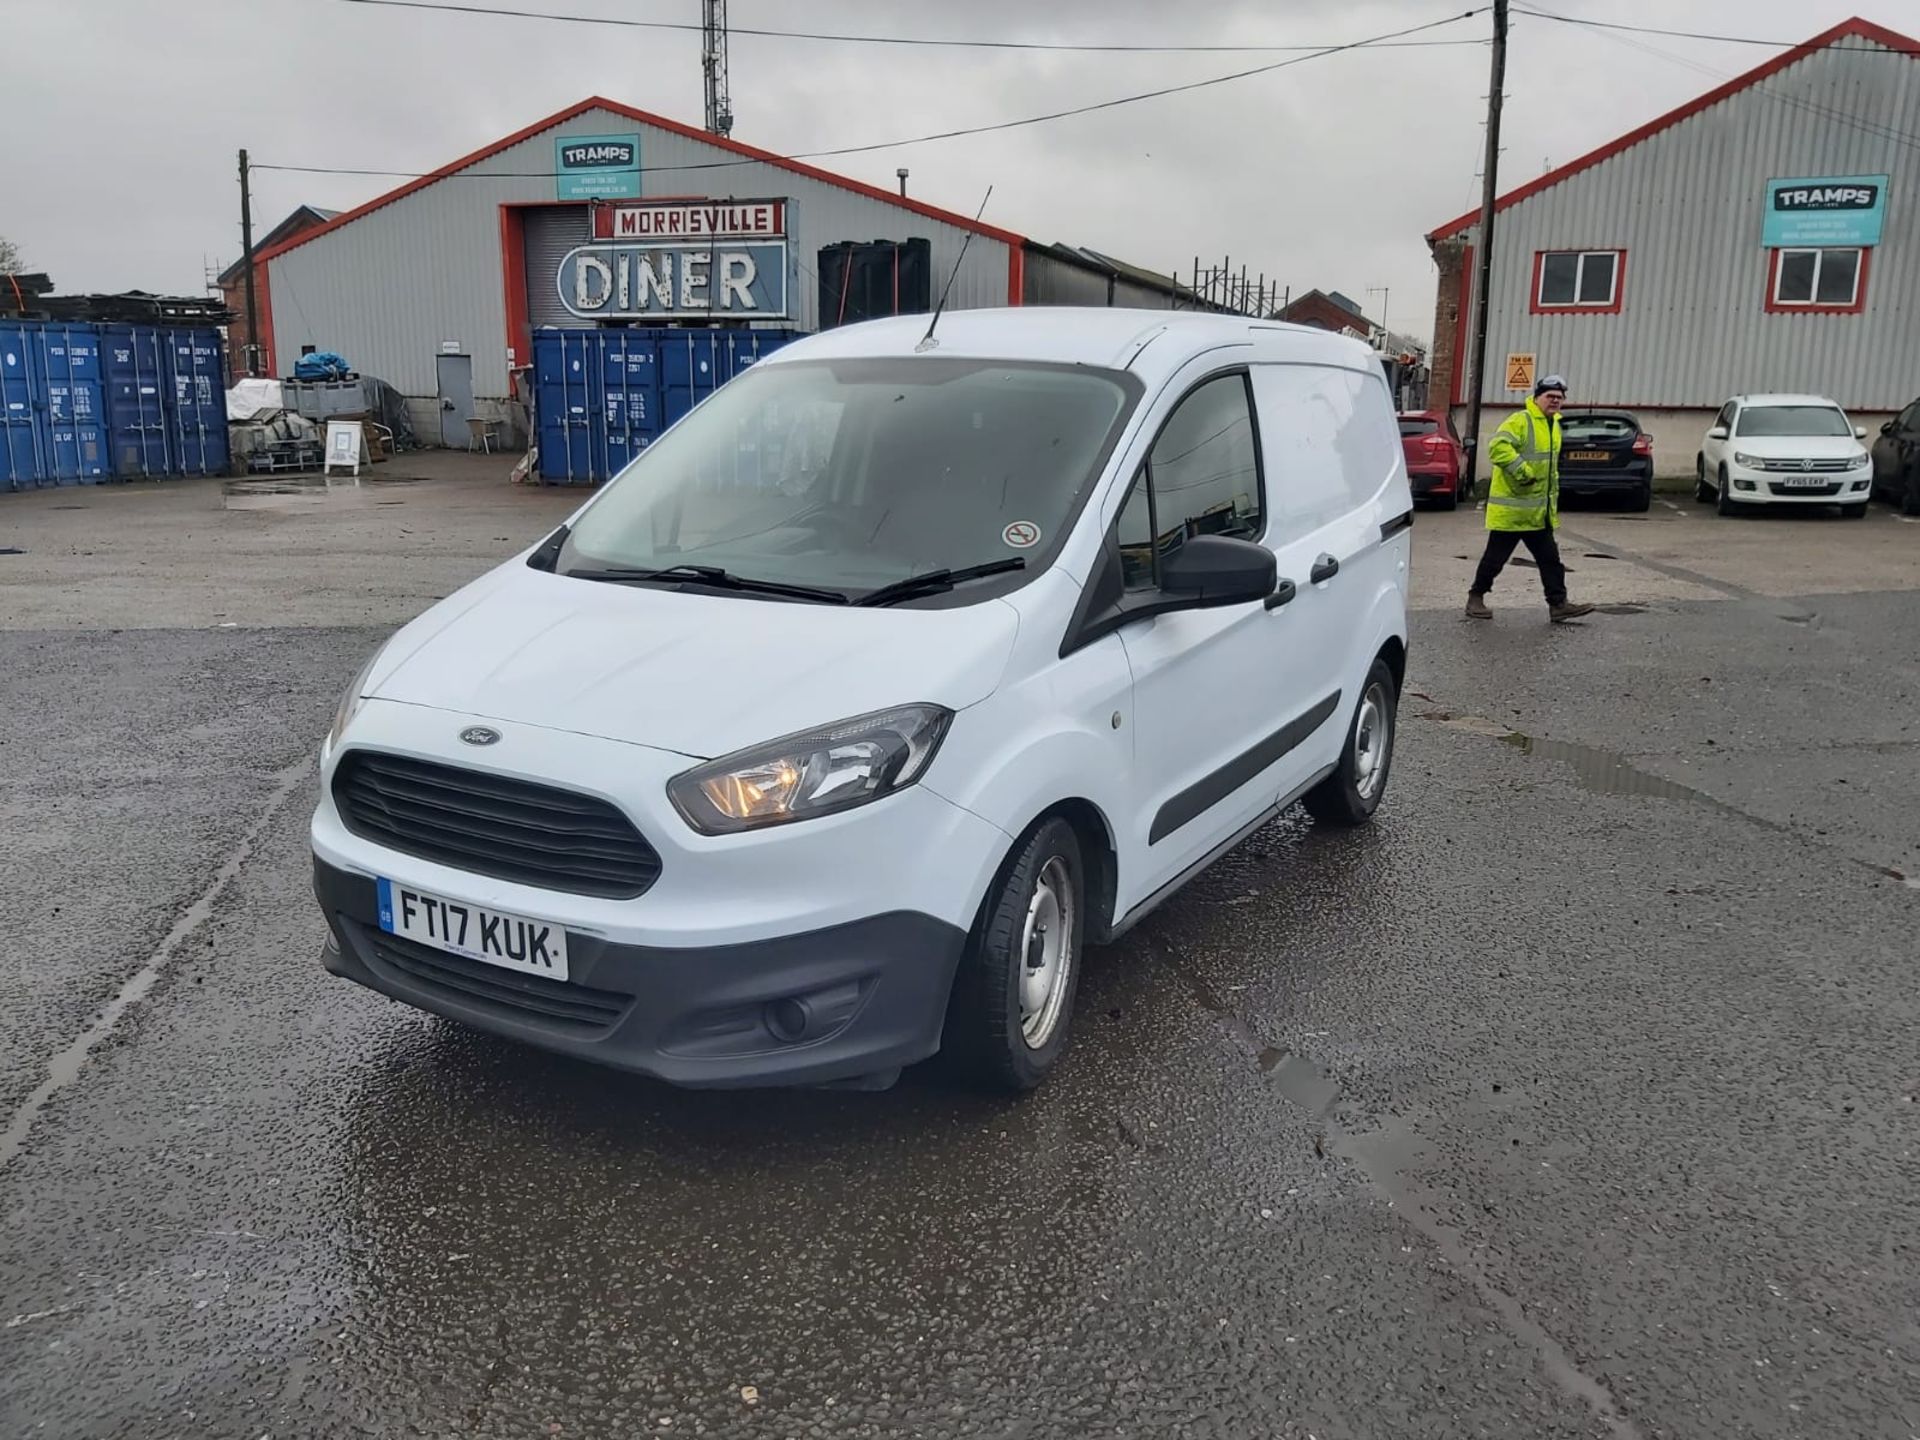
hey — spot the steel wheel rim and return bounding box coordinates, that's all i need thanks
[1353,682,1391,801]
[1018,855,1076,1049]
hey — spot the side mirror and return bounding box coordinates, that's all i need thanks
[1883,421,1898,435]
[1855,426,1868,440]
[1707,425,1730,440]
[1160,535,1277,608]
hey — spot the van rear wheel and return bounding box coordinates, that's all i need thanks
[1304,659,1398,827]
[944,817,1085,1092]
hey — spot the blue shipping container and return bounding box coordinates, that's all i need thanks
[2,321,228,492]
[532,326,801,484]
[0,322,109,489]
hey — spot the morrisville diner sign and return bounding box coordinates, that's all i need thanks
[558,199,792,320]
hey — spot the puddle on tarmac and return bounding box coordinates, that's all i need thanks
[1499,732,1716,802]
[222,474,428,511]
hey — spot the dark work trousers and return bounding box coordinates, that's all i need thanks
[1472,526,1568,605]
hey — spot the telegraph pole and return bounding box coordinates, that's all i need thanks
[238,148,259,376]
[1464,0,1508,481]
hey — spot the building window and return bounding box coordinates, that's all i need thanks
[1767,247,1868,313]
[1531,249,1624,313]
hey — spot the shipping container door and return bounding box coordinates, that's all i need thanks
[601,332,659,476]
[36,326,108,483]
[165,330,229,475]
[102,326,173,477]
[0,323,46,490]
[533,328,596,483]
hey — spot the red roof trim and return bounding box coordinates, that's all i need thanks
[258,96,1028,266]
[1428,17,1920,241]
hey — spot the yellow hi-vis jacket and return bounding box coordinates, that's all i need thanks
[1485,398,1561,532]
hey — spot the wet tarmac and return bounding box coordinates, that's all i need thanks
[2,505,1917,1438]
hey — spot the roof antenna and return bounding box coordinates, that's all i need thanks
[918,185,993,352]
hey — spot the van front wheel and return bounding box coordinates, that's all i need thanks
[1304,659,1398,827]
[944,817,1085,1092]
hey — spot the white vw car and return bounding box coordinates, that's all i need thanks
[1695,394,1875,516]
[312,309,1412,1092]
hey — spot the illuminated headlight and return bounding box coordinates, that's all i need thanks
[668,704,953,835]
[325,648,383,758]
[1733,452,1764,469]
[1846,452,1871,470]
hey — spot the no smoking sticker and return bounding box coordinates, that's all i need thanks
[1002,520,1041,549]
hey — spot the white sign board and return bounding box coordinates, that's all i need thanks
[323,420,364,479]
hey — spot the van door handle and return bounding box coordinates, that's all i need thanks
[1310,555,1340,584]
[1263,578,1298,611]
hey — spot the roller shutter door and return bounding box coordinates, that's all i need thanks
[525,206,593,329]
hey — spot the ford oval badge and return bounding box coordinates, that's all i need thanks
[460,726,501,747]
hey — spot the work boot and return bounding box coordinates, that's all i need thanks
[1550,601,1596,623]
[1465,592,1492,620]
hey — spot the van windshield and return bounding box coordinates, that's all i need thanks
[562,357,1139,597]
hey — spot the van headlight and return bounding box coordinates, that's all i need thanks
[325,648,383,757]
[1733,452,1763,469]
[668,704,954,834]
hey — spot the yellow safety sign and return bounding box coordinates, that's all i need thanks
[1505,352,1537,392]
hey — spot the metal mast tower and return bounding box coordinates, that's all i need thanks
[702,0,734,137]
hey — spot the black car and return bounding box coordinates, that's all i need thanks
[1557,410,1653,511]
[1869,397,1920,515]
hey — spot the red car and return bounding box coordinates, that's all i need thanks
[1398,411,1470,509]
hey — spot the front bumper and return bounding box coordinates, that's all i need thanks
[1725,470,1873,505]
[315,857,968,1087]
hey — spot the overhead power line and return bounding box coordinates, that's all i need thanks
[1518,4,1920,153]
[257,7,1488,183]
[324,0,1483,53]
[1511,7,1919,56]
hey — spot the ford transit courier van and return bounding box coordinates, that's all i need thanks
[312,310,1413,1093]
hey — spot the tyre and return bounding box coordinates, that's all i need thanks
[1715,465,1740,516]
[1694,456,1713,504]
[1305,658,1398,828]
[1630,483,1653,513]
[1842,501,1869,519]
[1904,469,1920,517]
[944,816,1085,1092]
[1438,485,1460,512]
[1457,471,1474,504]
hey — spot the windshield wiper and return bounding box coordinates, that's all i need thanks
[854,557,1027,608]
[565,563,849,604]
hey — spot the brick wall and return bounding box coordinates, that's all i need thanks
[1428,237,1468,413]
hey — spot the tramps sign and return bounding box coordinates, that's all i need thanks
[1762,175,1889,247]
[554,133,641,200]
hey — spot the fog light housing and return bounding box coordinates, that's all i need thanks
[1734,477,1758,491]
[1851,480,1870,492]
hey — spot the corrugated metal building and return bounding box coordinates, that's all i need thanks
[1426,17,1919,473]
[255,98,1208,444]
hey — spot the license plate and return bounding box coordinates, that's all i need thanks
[1565,450,1611,462]
[1778,476,1830,489]
[377,878,569,981]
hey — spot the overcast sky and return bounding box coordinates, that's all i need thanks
[2,0,1898,341]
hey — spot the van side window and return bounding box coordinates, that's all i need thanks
[1251,364,1389,532]
[1116,373,1262,592]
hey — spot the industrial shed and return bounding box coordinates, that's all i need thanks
[1426,16,1919,471]
[253,97,1205,445]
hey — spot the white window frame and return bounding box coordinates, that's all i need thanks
[1771,247,1864,308]
[1534,250,1620,310]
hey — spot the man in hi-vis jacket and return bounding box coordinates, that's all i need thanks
[1466,374,1597,623]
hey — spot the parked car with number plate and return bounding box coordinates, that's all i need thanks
[1869,395,1920,515]
[1696,394,1874,517]
[1557,409,1653,511]
[312,310,1413,1094]
[1398,410,1469,509]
